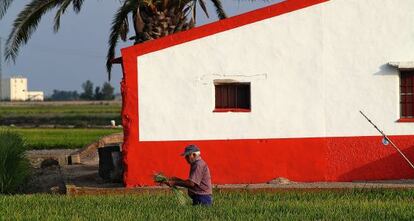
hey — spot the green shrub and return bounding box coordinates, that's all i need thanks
[0,130,29,194]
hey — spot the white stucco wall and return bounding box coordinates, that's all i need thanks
[137,0,414,141]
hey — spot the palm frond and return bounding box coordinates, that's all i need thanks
[119,17,129,41]
[106,0,139,80]
[5,0,62,62]
[190,0,196,21]
[72,0,85,13]
[197,0,209,18]
[0,0,14,19]
[210,0,226,19]
[53,0,72,33]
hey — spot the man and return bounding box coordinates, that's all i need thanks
[166,144,213,206]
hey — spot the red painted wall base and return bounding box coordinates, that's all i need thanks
[122,135,414,187]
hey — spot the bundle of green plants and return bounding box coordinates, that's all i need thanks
[154,173,188,205]
[0,130,29,193]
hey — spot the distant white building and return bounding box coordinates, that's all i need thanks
[26,91,44,101]
[0,76,44,101]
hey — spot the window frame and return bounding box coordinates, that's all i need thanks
[398,70,414,122]
[213,82,251,113]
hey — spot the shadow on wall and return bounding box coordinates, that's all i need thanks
[331,136,414,181]
[373,63,398,76]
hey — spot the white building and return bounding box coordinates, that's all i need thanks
[118,0,414,186]
[0,76,44,101]
[26,91,44,101]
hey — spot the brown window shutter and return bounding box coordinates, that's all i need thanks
[400,71,414,118]
[215,83,251,111]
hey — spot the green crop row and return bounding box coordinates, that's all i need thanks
[0,115,122,127]
[0,104,121,116]
[1,189,414,220]
[1,127,122,150]
[0,103,121,126]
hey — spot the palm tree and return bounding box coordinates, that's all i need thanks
[0,0,227,79]
[106,0,227,79]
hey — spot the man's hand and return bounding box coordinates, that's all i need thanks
[163,177,195,188]
[162,177,179,187]
[165,177,183,187]
[166,180,176,187]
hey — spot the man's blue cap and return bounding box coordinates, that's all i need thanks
[180,144,200,156]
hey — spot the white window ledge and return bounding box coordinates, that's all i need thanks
[388,61,414,70]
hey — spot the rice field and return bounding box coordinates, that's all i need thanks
[0,102,122,149]
[1,189,414,220]
[0,102,121,126]
[1,127,122,150]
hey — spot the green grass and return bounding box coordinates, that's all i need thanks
[2,127,122,150]
[0,131,29,193]
[0,103,121,126]
[1,189,414,220]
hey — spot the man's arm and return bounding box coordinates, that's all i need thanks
[167,177,195,188]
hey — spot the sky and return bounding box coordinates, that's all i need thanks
[0,0,281,95]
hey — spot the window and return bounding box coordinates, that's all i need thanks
[400,70,414,119]
[214,82,251,112]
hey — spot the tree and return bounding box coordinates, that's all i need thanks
[80,80,93,100]
[93,82,114,100]
[94,86,103,100]
[0,0,228,80]
[101,82,115,100]
[50,89,79,101]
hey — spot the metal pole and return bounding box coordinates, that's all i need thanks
[359,111,414,170]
